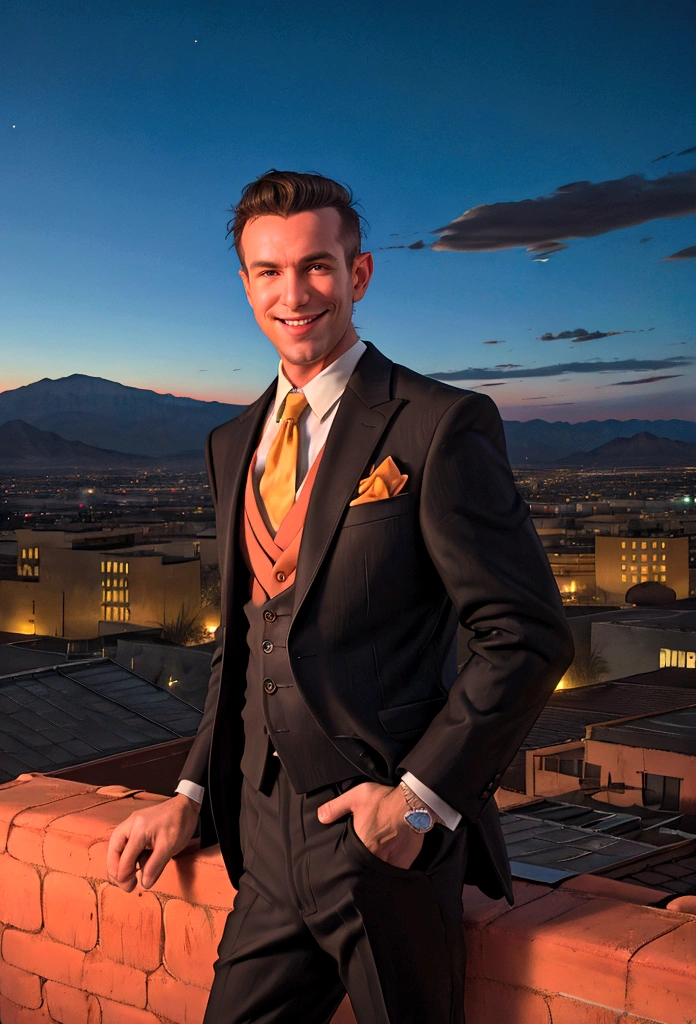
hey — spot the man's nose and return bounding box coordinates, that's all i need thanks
[281,270,310,309]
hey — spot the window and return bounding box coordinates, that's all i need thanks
[653,575,659,581]
[632,575,638,583]
[661,574,667,582]
[661,541,666,549]
[584,763,601,780]
[641,554,648,562]
[652,554,657,562]
[107,561,112,573]
[621,574,627,583]
[641,542,647,550]
[662,554,666,562]
[652,541,658,549]
[101,561,106,573]
[631,541,637,550]
[621,541,626,549]
[643,773,681,812]
[119,562,124,574]
[125,562,129,574]
[543,749,584,777]
[33,566,39,577]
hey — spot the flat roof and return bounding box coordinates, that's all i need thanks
[588,705,696,755]
[0,658,202,784]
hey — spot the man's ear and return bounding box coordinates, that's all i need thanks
[239,268,253,306]
[352,251,374,303]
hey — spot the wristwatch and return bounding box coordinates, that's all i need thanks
[400,781,438,833]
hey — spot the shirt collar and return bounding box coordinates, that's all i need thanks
[272,339,367,422]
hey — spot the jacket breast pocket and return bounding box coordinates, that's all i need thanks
[342,491,413,528]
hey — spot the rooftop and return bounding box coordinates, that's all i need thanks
[589,704,696,755]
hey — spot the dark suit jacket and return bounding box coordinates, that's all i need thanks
[179,342,574,902]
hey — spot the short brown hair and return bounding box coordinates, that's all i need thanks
[228,169,366,269]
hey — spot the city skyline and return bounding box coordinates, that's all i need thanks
[2,1,695,421]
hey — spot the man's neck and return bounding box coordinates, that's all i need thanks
[281,326,359,389]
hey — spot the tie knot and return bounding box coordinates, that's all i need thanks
[280,392,308,424]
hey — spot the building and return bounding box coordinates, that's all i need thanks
[590,611,696,680]
[0,526,201,638]
[595,535,689,603]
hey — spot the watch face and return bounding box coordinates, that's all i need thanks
[405,809,432,832]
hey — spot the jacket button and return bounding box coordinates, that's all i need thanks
[263,678,277,694]
[276,571,287,582]
[264,610,277,622]
[262,640,274,654]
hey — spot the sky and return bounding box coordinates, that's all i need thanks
[2,0,695,421]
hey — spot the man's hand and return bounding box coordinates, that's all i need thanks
[317,782,424,869]
[107,793,201,893]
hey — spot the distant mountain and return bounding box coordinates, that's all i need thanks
[0,420,168,472]
[555,431,696,468]
[0,374,244,457]
[502,418,696,466]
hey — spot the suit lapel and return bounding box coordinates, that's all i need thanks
[292,343,405,620]
[220,380,276,620]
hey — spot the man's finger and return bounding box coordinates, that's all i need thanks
[141,839,172,890]
[106,825,129,882]
[116,830,148,888]
[317,791,354,824]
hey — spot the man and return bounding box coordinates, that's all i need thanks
[107,170,574,1023]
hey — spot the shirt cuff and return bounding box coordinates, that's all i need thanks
[175,779,205,805]
[400,772,462,831]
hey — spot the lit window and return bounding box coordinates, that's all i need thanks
[641,566,648,575]
[124,579,129,589]
[621,541,626,549]
[621,574,627,582]
[641,542,647,550]
[632,575,638,583]
[641,554,648,562]
[652,554,657,562]
[106,591,112,602]
[101,561,105,573]
[660,574,666,582]
[652,541,657,549]
[653,575,659,581]
[125,563,129,574]
[107,561,112,573]
[119,591,124,603]
[102,589,106,602]
[119,562,124,574]
[119,578,124,588]
[661,542,666,549]
[631,541,636,549]
[662,554,666,562]
[21,549,26,559]
[125,607,131,621]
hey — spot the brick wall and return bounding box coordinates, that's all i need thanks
[1,774,695,1024]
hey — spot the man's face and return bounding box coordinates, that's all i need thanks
[239,208,373,370]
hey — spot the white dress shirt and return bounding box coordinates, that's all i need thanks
[176,339,461,830]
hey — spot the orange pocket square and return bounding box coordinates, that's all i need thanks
[349,456,408,506]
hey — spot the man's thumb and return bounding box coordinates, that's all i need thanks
[317,793,351,824]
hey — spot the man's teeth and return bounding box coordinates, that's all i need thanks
[281,314,322,326]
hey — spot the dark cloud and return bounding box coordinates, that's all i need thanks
[527,241,568,262]
[495,363,522,369]
[483,339,506,345]
[428,356,692,382]
[677,145,696,156]
[599,374,684,387]
[538,327,653,342]
[377,239,426,251]
[523,397,548,400]
[431,169,696,252]
[640,236,652,243]
[474,382,507,387]
[662,245,696,260]
[651,152,674,163]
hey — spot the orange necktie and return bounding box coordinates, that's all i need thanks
[259,391,309,532]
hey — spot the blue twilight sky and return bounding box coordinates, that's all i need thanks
[2,0,695,421]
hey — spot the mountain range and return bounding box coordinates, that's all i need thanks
[1,374,695,468]
[0,420,164,472]
[556,432,696,469]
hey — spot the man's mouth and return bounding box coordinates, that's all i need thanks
[276,311,328,327]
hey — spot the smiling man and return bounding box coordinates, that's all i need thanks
[107,170,573,1023]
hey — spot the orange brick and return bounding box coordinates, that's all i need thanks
[0,777,96,854]
[0,856,42,931]
[43,980,101,1024]
[99,884,162,972]
[8,794,116,866]
[82,950,147,1009]
[0,993,53,1024]
[482,895,682,1012]
[545,992,623,1023]
[463,880,549,978]
[43,798,164,876]
[463,977,551,1024]
[560,872,666,906]
[627,918,696,1023]
[147,966,208,1024]
[0,960,42,1009]
[99,998,164,1024]
[330,996,357,1023]
[87,841,110,880]
[163,900,226,987]
[149,846,235,910]
[2,928,85,987]
[43,872,98,951]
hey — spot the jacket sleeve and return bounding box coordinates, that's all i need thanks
[177,428,225,789]
[398,392,574,824]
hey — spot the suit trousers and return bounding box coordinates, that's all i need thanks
[203,765,468,1024]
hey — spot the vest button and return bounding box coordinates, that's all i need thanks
[262,640,274,654]
[263,678,277,694]
[276,571,287,582]
[264,610,277,622]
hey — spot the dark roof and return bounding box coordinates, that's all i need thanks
[613,667,696,689]
[0,658,202,783]
[588,705,696,755]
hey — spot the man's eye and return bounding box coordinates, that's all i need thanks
[310,264,329,272]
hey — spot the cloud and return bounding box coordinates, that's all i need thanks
[538,327,653,342]
[677,145,696,156]
[640,236,652,243]
[431,169,696,252]
[495,363,522,369]
[523,397,548,400]
[473,382,507,387]
[377,239,426,251]
[651,152,674,163]
[483,339,506,345]
[599,374,685,387]
[428,356,692,382]
[662,245,696,260]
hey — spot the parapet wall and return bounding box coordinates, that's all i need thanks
[1,774,695,1024]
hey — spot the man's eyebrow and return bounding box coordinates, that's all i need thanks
[248,251,339,270]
